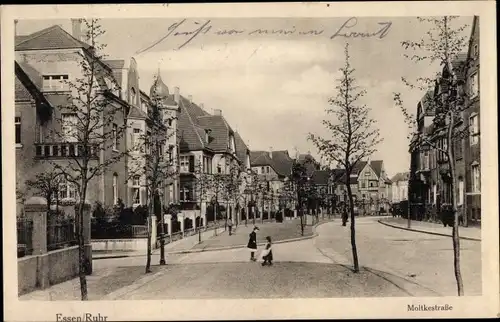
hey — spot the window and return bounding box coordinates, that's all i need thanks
[217,165,222,174]
[113,174,118,204]
[261,166,265,174]
[364,171,370,177]
[469,72,478,98]
[458,179,464,206]
[61,113,78,142]
[472,164,480,192]
[42,74,69,91]
[169,146,174,165]
[112,124,118,150]
[473,44,478,57]
[131,128,141,148]
[15,116,21,145]
[132,175,141,205]
[180,185,193,202]
[58,179,77,199]
[360,181,366,188]
[180,156,190,173]
[433,184,437,204]
[424,151,429,169]
[469,113,479,145]
[266,166,270,174]
[130,87,137,105]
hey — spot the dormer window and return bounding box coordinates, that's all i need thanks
[205,129,211,143]
[42,74,69,91]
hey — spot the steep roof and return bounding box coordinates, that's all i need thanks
[128,106,148,120]
[250,150,293,177]
[15,61,51,107]
[178,96,207,152]
[391,172,409,183]
[15,25,90,51]
[15,74,33,101]
[353,160,383,178]
[197,115,231,152]
[234,132,249,165]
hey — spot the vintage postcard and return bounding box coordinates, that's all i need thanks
[1,2,498,321]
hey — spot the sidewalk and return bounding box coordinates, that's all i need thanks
[379,217,481,241]
[190,216,321,251]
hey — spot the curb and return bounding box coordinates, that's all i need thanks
[168,219,334,254]
[93,219,334,258]
[378,220,481,241]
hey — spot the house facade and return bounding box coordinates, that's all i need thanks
[14,20,182,217]
[175,94,251,225]
[408,16,480,225]
[14,21,129,215]
[391,172,409,203]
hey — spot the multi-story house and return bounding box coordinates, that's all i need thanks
[408,16,480,225]
[355,160,391,213]
[462,16,481,225]
[250,149,295,215]
[175,95,251,225]
[330,160,390,214]
[391,172,409,203]
[15,21,129,215]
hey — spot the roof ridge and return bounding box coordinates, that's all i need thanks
[15,25,60,47]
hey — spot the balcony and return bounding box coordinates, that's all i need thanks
[35,142,99,159]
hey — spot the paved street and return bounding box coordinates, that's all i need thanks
[314,216,482,296]
[20,216,481,300]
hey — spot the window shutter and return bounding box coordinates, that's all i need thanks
[189,155,195,173]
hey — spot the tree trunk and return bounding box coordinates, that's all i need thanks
[78,180,89,300]
[346,181,360,273]
[447,111,464,296]
[145,196,153,273]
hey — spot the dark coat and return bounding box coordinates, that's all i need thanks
[247,231,257,250]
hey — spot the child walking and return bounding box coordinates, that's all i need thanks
[261,236,273,266]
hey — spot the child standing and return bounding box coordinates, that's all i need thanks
[261,236,273,266]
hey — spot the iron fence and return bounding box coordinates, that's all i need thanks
[47,219,77,251]
[17,218,34,258]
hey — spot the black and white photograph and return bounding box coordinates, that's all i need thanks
[1,2,498,321]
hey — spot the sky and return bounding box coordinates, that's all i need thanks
[16,17,472,178]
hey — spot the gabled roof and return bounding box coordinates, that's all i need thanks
[353,160,384,178]
[197,115,232,152]
[250,150,294,177]
[178,96,207,152]
[15,25,90,51]
[15,61,51,108]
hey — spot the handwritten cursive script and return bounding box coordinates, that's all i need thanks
[136,17,392,54]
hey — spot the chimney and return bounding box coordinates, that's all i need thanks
[213,109,222,116]
[188,95,193,103]
[269,147,273,159]
[14,19,18,37]
[174,86,180,103]
[71,18,83,41]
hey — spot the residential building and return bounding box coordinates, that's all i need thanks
[14,21,129,215]
[408,16,480,225]
[175,95,250,225]
[330,160,391,214]
[250,149,294,215]
[391,172,410,203]
[14,20,182,217]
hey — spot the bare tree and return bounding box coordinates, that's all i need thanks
[194,162,211,242]
[25,169,62,217]
[308,43,383,273]
[46,19,127,300]
[128,73,178,273]
[393,16,470,296]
